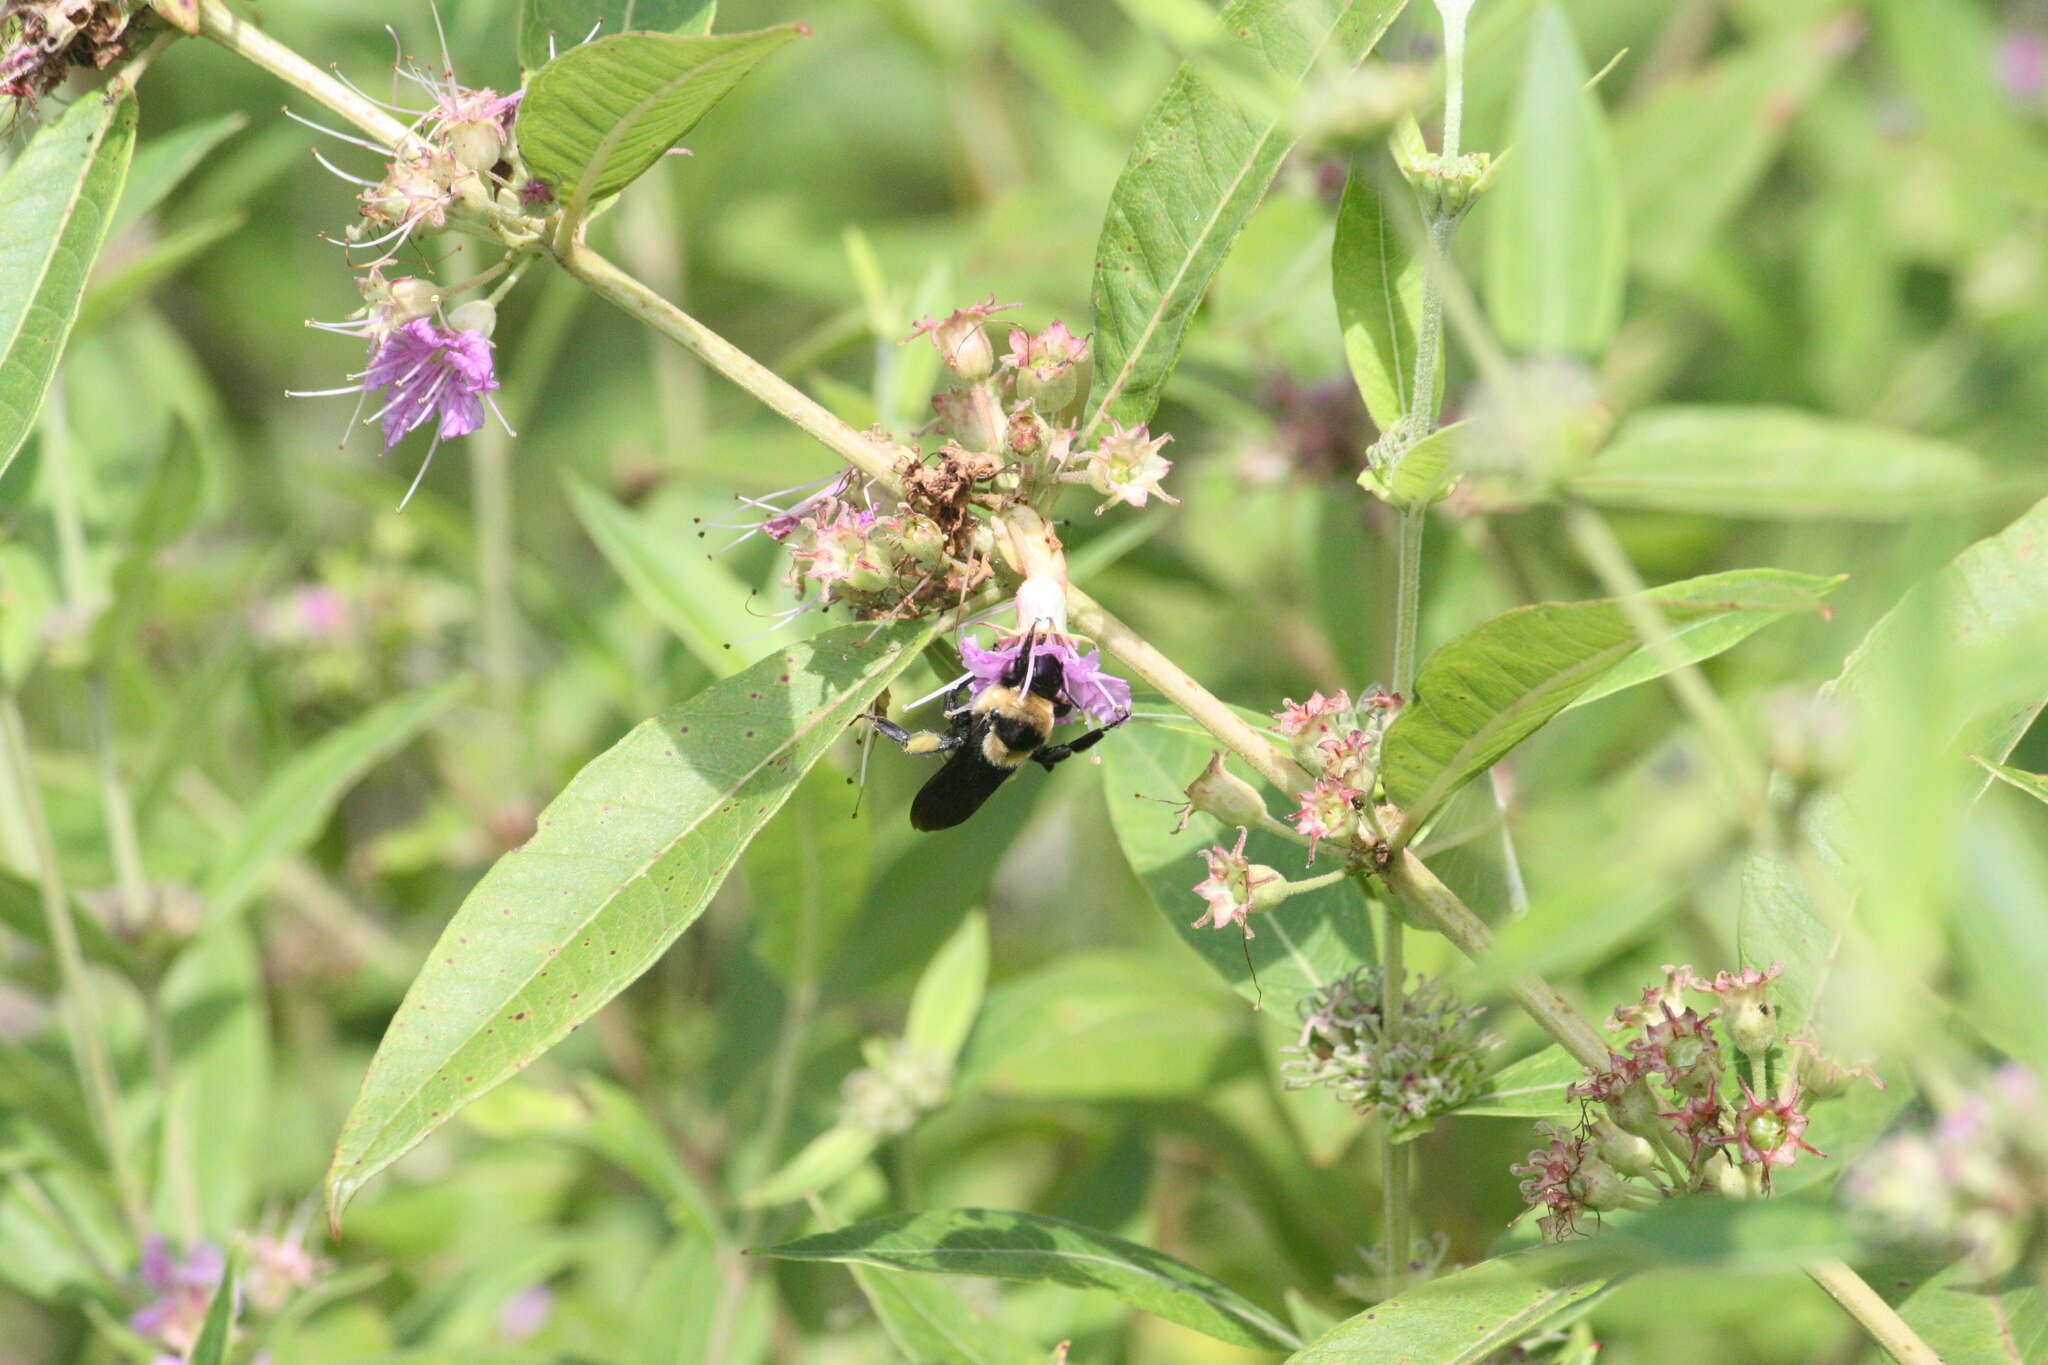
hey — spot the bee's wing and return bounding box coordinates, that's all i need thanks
[909,746,1016,831]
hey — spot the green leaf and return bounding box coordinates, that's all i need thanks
[1974,755,2048,809]
[111,112,246,237]
[1447,1044,1582,1122]
[1483,5,1624,359]
[845,1260,1047,1365]
[0,93,137,482]
[743,1123,879,1208]
[88,430,203,660]
[187,1249,240,1365]
[745,766,872,984]
[1087,0,1405,429]
[1566,406,1984,520]
[1616,21,1850,284]
[1384,570,1839,829]
[1891,1259,2048,1365]
[80,212,245,327]
[1741,495,2048,1032]
[1568,569,1847,710]
[517,27,803,206]
[761,1208,1301,1352]
[201,679,468,928]
[1291,1249,1608,1363]
[1333,162,1432,433]
[157,922,268,1235]
[326,619,933,1226]
[1102,721,1377,1019]
[957,952,1248,1100]
[903,909,989,1062]
[518,0,718,71]
[564,474,759,678]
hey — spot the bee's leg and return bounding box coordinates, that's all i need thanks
[1031,715,1126,769]
[869,715,964,758]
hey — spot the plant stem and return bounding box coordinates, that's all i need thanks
[1561,501,1767,816]
[0,697,148,1239]
[194,0,413,150]
[1805,1258,1941,1364]
[1381,907,1410,1296]
[550,241,908,491]
[1390,505,1426,698]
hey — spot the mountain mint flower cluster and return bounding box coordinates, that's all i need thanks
[1514,963,1877,1241]
[1283,967,1498,1133]
[1847,1064,2048,1279]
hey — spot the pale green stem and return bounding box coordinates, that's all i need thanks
[1561,501,1768,816]
[0,697,147,1239]
[1390,505,1426,699]
[1805,1259,1941,1364]
[1381,907,1409,1296]
[470,423,520,776]
[194,0,413,150]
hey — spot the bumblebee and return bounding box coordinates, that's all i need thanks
[869,629,1126,831]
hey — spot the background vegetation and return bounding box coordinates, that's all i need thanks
[3,0,2047,1360]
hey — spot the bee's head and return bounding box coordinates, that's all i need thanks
[1003,625,1066,702]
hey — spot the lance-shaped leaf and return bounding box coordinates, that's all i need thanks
[326,620,933,1226]
[1102,721,1376,1020]
[1437,1044,1583,1124]
[1088,0,1404,430]
[1333,162,1433,434]
[1384,570,1841,830]
[187,1250,241,1365]
[845,1261,1046,1365]
[1484,4,1624,359]
[761,1208,1301,1352]
[202,679,469,928]
[517,26,802,206]
[1566,406,1984,521]
[0,92,137,481]
[1888,1257,2048,1364]
[517,0,718,72]
[1291,1250,1609,1363]
[1741,495,2048,1033]
[1975,755,2048,809]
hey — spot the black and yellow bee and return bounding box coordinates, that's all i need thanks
[868,628,1125,831]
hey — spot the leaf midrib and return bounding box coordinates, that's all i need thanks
[341,637,913,1166]
[1,99,120,414]
[1087,2,1364,431]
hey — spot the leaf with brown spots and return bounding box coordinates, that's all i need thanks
[325,618,936,1229]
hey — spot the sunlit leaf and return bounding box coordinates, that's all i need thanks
[326,620,933,1225]
[1888,1258,2048,1365]
[903,909,989,1061]
[1483,5,1624,358]
[1291,1249,1608,1363]
[845,1260,1047,1365]
[1973,755,2048,809]
[957,952,1249,1100]
[762,1208,1301,1351]
[1333,162,1432,433]
[0,92,137,481]
[1088,0,1405,429]
[744,1123,879,1208]
[518,0,718,71]
[1385,570,1841,830]
[1445,1044,1582,1123]
[1567,406,1983,520]
[517,27,803,206]
[1102,721,1376,1019]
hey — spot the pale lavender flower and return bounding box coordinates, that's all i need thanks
[1999,31,2046,103]
[291,317,508,508]
[132,1236,226,1358]
[497,1284,554,1343]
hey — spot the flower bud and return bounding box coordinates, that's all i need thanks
[1573,1153,1635,1213]
[1588,1116,1659,1181]
[447,299,497,337]
[448,118,506,175]
[1185,752,1269,829]
[387,276,442,322]
[930,387,1000,452]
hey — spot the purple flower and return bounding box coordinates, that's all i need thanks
[132,1236,226,1356]
[1999,31,2046,103]
[959,633,1132,726]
